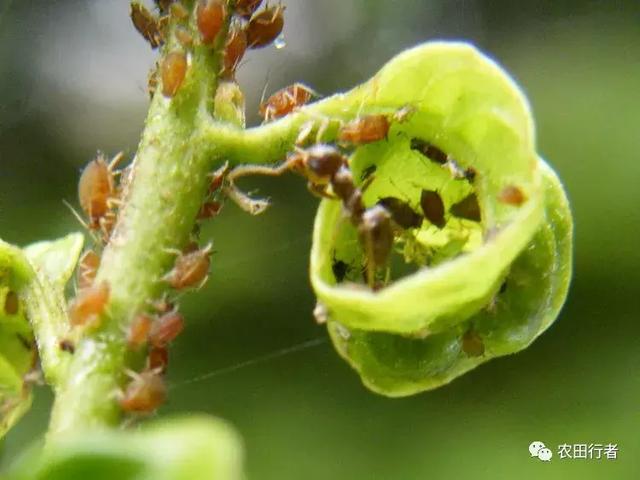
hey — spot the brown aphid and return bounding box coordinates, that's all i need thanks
[147,63,159,98]
[148,346,169,373]
[78,153,120,229]
[130,3,164,49]
[77,249,100,290]
[59,339,75,354]
[68,281,110,327]
[358,205,394,288]
[127,314,153,349]
[175,27,194,48]
[208,162,230,194]
[420,190,446,229]
[498,185,526,206]
[164,244,212,289]
[236,0,263,18]
[155,0,174,12]
[169,2,189,20]
[450,193,481,222]
[338,115,390,145]
[462,330,485,357]
[410,138,448,165]
[4,291,19,315]
[197,201,223,220]
[149,310,184,347]
[197,0,226,45]
[377,197,423,229]
[246,4,285,49]
[161,51,188,98]
[222,22,248,78]
[119,370,166,414]
[259,83,314,121]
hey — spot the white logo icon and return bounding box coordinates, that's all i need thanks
[529,441,552,462]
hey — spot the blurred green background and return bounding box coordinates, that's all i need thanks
[1,0,639,478]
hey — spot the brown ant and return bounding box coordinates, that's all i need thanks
[259,83,315,122]
[161,51,188,98]
[246,4,285,49]
[420,190,446,229]
[68,281,110,328]
[130,3,164,49]
[197,0,227,45]
[498,185,526,206]
[119,369,166,414]
[450,193,481,222]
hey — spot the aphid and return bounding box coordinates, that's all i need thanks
[462,329,485,357]
[246,4,285,49]
[197,201,223,220]
[147,63,159,98]
[208,161,230,194]
[498,185,526,206]
[175,26,194,48]
[169,2,189,20]
[130,3,164,49]
[161,51,188,98]
[155,0,174,12]
[197,0,226,45]
[450,193,481,222]
[338,114,390,145]
[259,83,314,121]
[222,21,248,78]
[78,152,123,230]
[148,346,169,373]
[149,310,184,347]
[4,291,19,315]
[313,302,329,325]
[410,138,448,165]
[68,281,110,327]
[127,314,153,349]
[59,339,75,354]
[119,370,166,414]
[377,197,423,229]
[358,205,394,288]
[360,164,377,182]
[77,249,100,290]
[164,243,212,289]
[332,256,350,283]
[236,0,263,18]
[420,190,446,229]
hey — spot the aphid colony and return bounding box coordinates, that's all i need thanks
[67,145,218,416]
[131,0,286,101]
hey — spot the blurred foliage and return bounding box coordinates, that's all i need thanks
[0,0,638,478]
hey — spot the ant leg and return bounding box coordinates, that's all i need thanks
[307,182,334,199]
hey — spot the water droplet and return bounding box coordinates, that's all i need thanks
[274,33,286,50]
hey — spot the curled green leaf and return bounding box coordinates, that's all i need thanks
[306,43,572,395]
[8,415,245,480]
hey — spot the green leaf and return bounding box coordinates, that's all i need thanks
[306,43,573,395]
[22,233,84,387]
[8,415,245,480]
[0,240,36,437]
[0,233,84,436]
